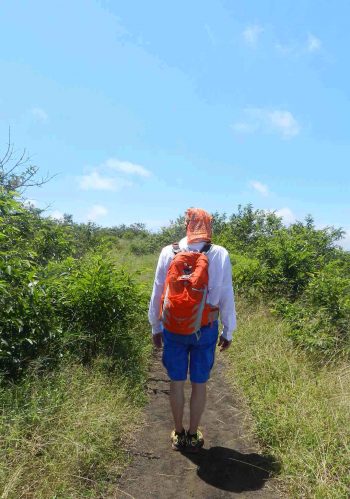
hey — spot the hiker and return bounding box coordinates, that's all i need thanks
[148,208,236,452]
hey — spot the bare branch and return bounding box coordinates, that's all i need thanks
[0,127,13,168]
[0,132,55,192]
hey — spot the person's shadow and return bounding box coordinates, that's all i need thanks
[181,446,280,493]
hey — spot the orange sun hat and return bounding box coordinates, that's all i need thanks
[185,208,213,244]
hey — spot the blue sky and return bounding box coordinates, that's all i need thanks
[1,0,349,247]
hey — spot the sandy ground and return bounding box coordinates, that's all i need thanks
[115,351,281,499]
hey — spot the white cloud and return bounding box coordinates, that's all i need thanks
[86,205,108,222]
[31,107,48,123]
[105,158,151,177]
[250,180,269,196]
[306,34,321,53]
[275,207,296,225]
[23,199,39,208]
[339,229,350,250]
[242,24,263,47]
[233,108,300,139]
[267,110,300,138]
[49,210,64,221]
[78,171,133,191]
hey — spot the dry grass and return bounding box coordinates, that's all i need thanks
[225,302,350,498]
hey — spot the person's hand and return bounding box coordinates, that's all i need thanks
[152,332,163,349]
[218,335,232,352]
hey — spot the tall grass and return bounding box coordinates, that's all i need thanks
[109,239,158,292]
[0,361,146,498]
[226,302,350,498]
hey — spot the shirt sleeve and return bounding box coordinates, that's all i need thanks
[148,247,168,335]
[218,250,237,341]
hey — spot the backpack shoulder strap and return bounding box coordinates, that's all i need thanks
[172,242,181,255]
[200,243,212,254]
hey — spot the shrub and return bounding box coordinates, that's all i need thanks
[230,253,266,298]
[46,252,150,378]
[0,190,63,377]
[275,261,350,355]
[1,188,150,379]
[129,234,161,255]
[0,259,61,377]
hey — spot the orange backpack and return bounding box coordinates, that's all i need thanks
[160,243,219,335]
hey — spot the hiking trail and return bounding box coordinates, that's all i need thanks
[116,351,280,499]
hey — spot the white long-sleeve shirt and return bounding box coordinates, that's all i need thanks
[148,237,237,341]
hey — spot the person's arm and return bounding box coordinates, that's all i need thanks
[218,250,237,349]
[148,247,168,338]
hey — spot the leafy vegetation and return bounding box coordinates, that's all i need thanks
[210,205,349,356]
[0,189,149,378]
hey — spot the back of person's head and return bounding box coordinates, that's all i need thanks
[185,208,212,244]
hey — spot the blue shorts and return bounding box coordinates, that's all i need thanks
[162,321,219,383]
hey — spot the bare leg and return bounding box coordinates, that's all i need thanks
[189,382,207,434]
[170,380,185,433]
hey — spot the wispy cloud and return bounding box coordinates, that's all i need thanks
[242,24,263,47]
[86,205,108,222]
[275,42,295,56]
[276,33,322,56]
[250,180,269,196]
[275,207,296,225]
[31,107,48,123]
[77,158,151,192]
[233,108,300,139]
[145,219,171,231]
[232,122,256,134]
[78,171,133,191]
[204,24,217,45]
[306,33,321,53]
[105,158,151,177]
[49,210,64,221]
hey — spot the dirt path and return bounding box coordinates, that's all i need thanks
[116,351,280,499]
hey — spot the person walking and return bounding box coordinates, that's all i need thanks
[148,208,236,452]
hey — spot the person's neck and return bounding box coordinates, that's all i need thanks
[185,237,208,246]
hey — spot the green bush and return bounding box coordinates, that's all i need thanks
[0,260,61,377]
[213,205,349,357]
[0,249,150,379]
[1,188,150,378]
[275,261,350,355]
[46,252,150,378]
[230,253,266,298]
[0,190,63,376]
[129,234,161,255]
[255,221,342,299]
